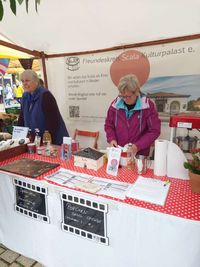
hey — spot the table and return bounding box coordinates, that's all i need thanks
[0,153,200,267]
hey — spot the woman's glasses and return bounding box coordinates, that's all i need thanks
[118,94,135,100]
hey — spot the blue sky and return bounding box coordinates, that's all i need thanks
[142,74,200,100]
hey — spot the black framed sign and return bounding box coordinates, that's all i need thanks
[61,193,108,245]
[13,178,49,223]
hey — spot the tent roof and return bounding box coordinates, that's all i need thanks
[0,34,40,75]
[1,0,200,55]
[0,45,34,59]
[0,34,35,59]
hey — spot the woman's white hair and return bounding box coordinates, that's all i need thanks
[20,70,39,84]
[118,74,140,94]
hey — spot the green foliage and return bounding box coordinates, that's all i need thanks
[0,0,3,21]
[10,0,16,15]
[35,0,41,12]
[25,0,28,12]
[187,100,200,111]
[184,148,200,175]
[0,0,41,21]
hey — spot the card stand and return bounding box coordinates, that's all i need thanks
[13,178,49,224]
[61,193,109,245]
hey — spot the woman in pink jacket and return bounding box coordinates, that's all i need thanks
[104,74,161,156]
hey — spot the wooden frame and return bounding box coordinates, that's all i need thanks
[73,129,99,149]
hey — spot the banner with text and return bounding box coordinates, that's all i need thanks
[65,39,200,121]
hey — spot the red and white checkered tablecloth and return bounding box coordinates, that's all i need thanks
[1,153,200,221]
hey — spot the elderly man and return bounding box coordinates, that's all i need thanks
[18,70,69,144]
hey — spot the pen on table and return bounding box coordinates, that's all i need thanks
[164,180,170,187]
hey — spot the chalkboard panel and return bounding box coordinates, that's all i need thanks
[63,201,104,236]
[61,194,108,245]
[14,178,49,223]
[16,186,46,215]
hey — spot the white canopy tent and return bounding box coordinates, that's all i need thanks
[1,0,200,147]
[1,0,200,54]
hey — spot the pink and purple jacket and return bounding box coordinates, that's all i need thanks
[104,95,161,156]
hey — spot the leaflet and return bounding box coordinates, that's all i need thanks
[126,176,170,206]
[45,168,131,199]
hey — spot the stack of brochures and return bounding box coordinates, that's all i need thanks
[126,176,171,206]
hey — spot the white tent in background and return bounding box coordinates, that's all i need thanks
[1,0,200,54]
[1,0,200,147]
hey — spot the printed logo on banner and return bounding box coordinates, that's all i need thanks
[66,57,80,71]
[61,193,109,245]
[13,178,49,223]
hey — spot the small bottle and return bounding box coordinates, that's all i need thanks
[34,128,41,147]
[27,128,34,143]
[43,130,52,146]
[127,143,134,169]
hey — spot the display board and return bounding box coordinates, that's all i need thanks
[0,158,59,178]
[61,193,108,245]
[13,178,49,223]
[65,39,200,121]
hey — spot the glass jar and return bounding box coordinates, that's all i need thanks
[127,143,134,169]
[43,130,52,146]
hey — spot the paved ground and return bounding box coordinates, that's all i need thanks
[0,244,44,267]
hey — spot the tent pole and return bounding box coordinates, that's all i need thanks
[40,52,48,89]
[0,40,41,57]
[46,33,200,59]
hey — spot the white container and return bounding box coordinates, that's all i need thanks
[120,152,128,166]
[135,155,151,175]
[61,137,72,160]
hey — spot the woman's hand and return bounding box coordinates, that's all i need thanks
[132,144,138,155]
[110,140,118,147]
